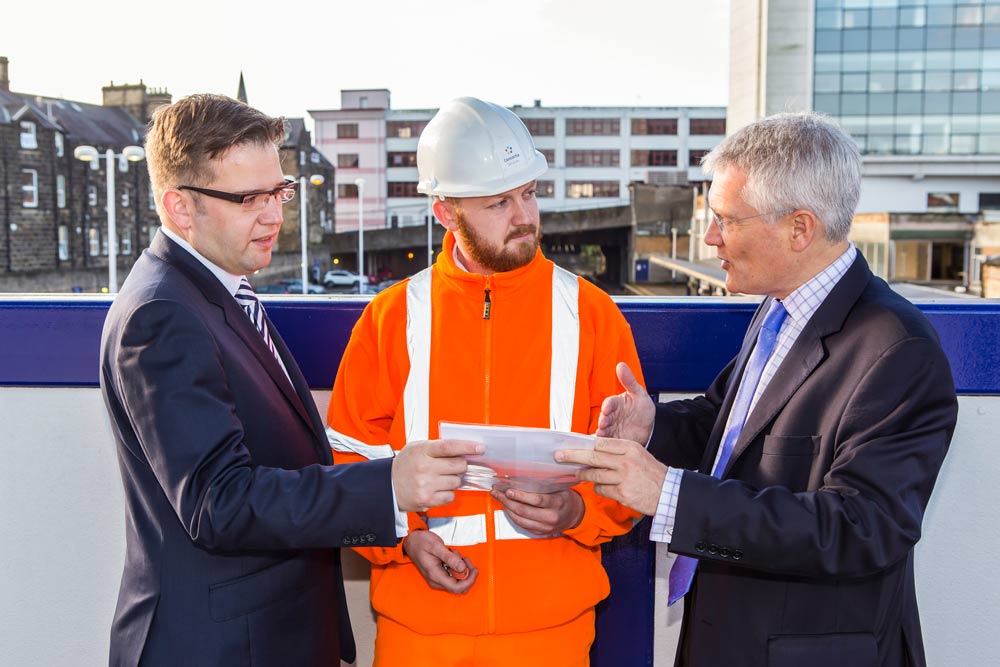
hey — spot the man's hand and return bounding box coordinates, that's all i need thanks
[490,487,585,537]
[555,438,666,516]
[596,362,656,445]
[402,529,477,593]
[392,439,484,512]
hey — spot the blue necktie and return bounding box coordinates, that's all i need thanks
[668,299,788,606]
[234,278,281,365]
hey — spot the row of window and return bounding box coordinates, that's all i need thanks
[815,69,1000,93]
[818,89,1000,116]
[817,5,1000,31]
[18,121,65,154]
[342,181,626,199]
[18,168,154,209]
[338,149,711,172]
[334,117,725,140]
[816,49,1000,73]
[55,225,162,262]
[817,25,1000,52]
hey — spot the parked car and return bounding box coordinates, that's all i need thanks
[279,279,326,294]
[323,269,364,288]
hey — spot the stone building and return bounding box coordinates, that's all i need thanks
[0,58,336,292]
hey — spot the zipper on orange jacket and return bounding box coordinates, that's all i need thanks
[483,275,496,633]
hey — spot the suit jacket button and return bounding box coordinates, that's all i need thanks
[707,543,719,555]
[695,541,707,553]
[733,549,744,560]
[720,548,731,559]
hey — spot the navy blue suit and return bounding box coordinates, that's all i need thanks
[101,233,396,665]
[652,255,957,667]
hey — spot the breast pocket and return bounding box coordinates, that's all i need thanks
[759,435,821,492]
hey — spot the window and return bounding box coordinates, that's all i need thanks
[690,118,727,135]
[299,150,306,166]
[522,118,555,136]
[148,189,156,210]
[388,182,420,198]
[927,192,960,212]
[566,150,620,167]
[19,121,38,149]
[88,228,100,257]
[631,118,678,135]
[58,225,70,261]
[536,181,555,198]
[21,169,38,207]
[327,189,333,204]
[338,183,359,198]
[54,132,64,157]
[120,229,132,255]
[689,149,710,166]
[337,123,359,139]
[310,152,321,164]
[387,151,417,167]
[88,185,98,207]
[338,153,360,168]
[121,186,130,208]
[566,180,620,198]
[387,121,428,138]
[631,150,678,167]
[565,118,620,136]
[539,149,555,164]
[57,175,67,208]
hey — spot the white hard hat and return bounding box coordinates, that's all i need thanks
[417,97,548,198]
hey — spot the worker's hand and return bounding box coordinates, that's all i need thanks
[402,529,477,594]
[596,362,656,445]
[391,439,484,512]
[555,437,666,516]
[490,487,585,537]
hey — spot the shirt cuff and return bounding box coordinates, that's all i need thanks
[649,467,683,544]
[389,478,409,539]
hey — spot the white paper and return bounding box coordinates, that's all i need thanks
[438,421,594,494]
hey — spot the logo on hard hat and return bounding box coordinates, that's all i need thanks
[502,144,521,165]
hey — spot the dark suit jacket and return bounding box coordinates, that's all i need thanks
[100,233,397,666]
[650,255,957,667]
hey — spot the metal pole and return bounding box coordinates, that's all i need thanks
[426,196,433,268]
[105,149,117,294]
[299,176,308,294]
[356,178,365,281]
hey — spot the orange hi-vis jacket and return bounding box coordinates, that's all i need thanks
[326,231,646,638]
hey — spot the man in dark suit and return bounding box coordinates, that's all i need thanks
[556,113,957,667]
[100,94,481,666]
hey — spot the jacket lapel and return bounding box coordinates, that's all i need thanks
[149,234,321,443]
[719,254,873,477]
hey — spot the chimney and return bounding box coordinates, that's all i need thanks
[0,57,9,92]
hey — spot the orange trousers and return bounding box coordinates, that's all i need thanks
[372,609,595,667]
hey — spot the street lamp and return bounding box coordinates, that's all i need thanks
[355,178,365,283]
[298,174,325,295]
[74,144,145,294]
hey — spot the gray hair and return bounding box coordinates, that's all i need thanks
[701,113,861,242]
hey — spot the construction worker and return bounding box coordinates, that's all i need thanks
[326,97,645,666]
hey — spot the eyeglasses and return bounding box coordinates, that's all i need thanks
[177,179,298,212]
[709,208,795,233]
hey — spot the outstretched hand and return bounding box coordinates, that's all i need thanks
[596,362,656,445]
[555,437,666,516]
[392,439,484,512]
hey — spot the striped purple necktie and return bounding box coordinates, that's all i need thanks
[234,278,281,365]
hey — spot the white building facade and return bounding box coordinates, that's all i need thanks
[311,90,726,232]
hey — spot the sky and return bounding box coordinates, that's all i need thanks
[2,0,729,124]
